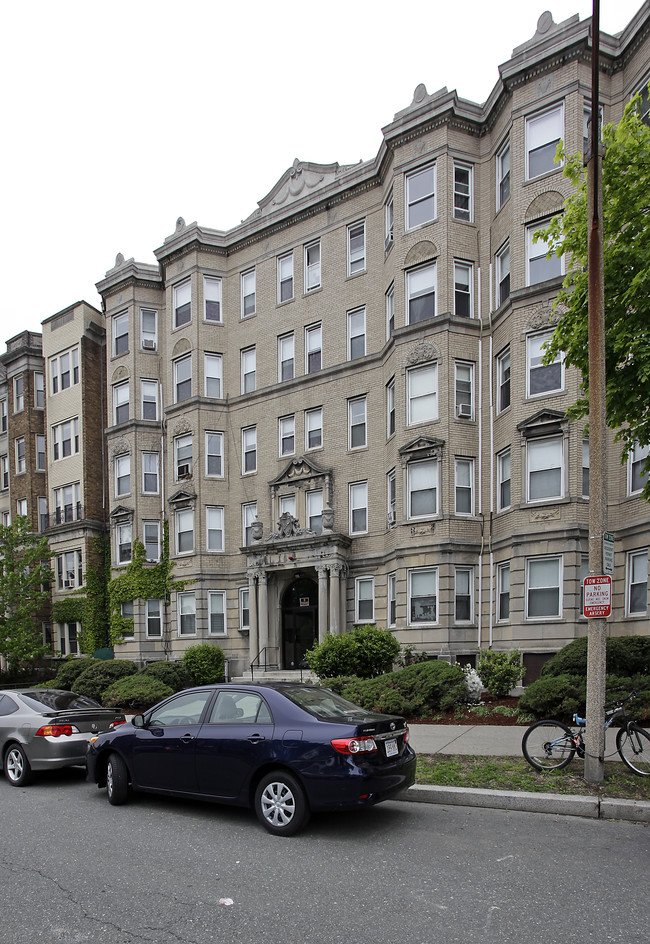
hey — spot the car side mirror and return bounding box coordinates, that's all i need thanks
[132,714,145,728]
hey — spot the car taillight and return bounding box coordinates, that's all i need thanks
[331,736,378,755]
[35,724,79,737]
[109,719,127,730]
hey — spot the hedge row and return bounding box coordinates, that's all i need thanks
[335,661,467,718]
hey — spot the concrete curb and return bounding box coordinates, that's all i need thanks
[398,784,650,823]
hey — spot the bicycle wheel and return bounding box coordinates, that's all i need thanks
[616,724,650,776]
[522,720,576,771]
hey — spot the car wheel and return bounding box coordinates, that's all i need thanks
[4,744,33,787]
[106,753,129,805]
[254,771,310,836]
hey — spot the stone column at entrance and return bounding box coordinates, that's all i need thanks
[329,563,341,635]
[258,572,269,662]
[248,571,259,668]
[316,564,329,642]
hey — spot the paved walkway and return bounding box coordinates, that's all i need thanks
[407,722,622,758]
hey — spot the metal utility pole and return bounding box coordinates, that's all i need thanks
[584,0,607,782]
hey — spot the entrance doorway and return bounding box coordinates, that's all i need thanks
[281,576,318,669]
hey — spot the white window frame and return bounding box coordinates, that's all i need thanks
[497,562,511,622]
[387,572,397,627]
[36,434,46,471]
[408,567,438,626]
[177,591,196,636]
[347,307,366,361]
[16,498,27,518]
[526,103,564,180]
[57,548,83,589]
[242,426,257,474]
[386,379,395,438]
[279,415,295,457]
[305,407,322,451]
[173,354,192,403]
[406,263,436,324]
[142,452,159,495]
[174,434,192,480]
[241,269,256,317]
[347,220,366,275]
[278,333,294,382]
[495,241,510,308]
[241,347,256,394]
[408,458,438,520]
[113,312,128,356]
[205,431,224,479]
[146,599,163,638]
[116,523,132,565]
[526,555,563,620]
[242,502,257,546]
[355,576,375,623]
[454,361,474,420]
[582,439,590,499]
[53,483,81,523]
[387,469,396,525]
[306,489,323,534]
[52,418,79,461]
[208,590,227,636]
[348,396,367,451]
[0,454,8,490]
[453,162,473,222]
[496,139,510,210]
[304,240,321,292]
[173,279,191,328]
[239,587,250,631]
[454,261,473,318]
[0,398,6,432]
[406,163,436,230]
[526,220,565,286]
[454,458,474,516]
[141,380,158,421]
[277,252,294,303]
[34,371,44,409]
[115,454,130,497]
[204,353,223,399]
[626,550,648,616]
[113,381,130,426]
[203,275,222,323]
[49,348,79,394]
[140,308,157,350]
[206,505,225,553]
[526,331,564,397]
[454,567,474,623]
[407,362,438,425]
[497,448,511,512]
[628,442,650,496]
[175,508,194,556]
[385,282,395,340]
[385,192,394,250]
[349,481,368,535]
[496,348,511,413]
[305,323,322,373]
[527,435,564,503]
[13,376,24,413]
[143,520,161,562]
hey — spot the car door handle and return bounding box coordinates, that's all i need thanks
[180,734,195,744]
[248,735,266,744]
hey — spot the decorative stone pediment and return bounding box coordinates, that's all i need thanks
[172,338,192,358]
[518,409,566,439]
[406,340,440,366]
[399,436,445,465]
[270,455,330,489]
[168,487,196,509]
[526,303,559,332]
[249,159,358,219]
[110,439,131,458]
[171,419,193,438]
[404,240,437,268]
[109,504,133,522]
[525,191,564,223]
[111,365,129,383]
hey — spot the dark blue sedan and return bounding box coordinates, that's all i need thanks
[87,682,416,835]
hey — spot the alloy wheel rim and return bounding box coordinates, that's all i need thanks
[7,749,23,781]
[261,782,295,826]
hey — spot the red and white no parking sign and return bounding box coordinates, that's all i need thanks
[583,575,612,618]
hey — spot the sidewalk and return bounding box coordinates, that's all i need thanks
[400,723,650,824]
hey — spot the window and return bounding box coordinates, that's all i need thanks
[52,419,79,460]
[16,498,27,518]
[117,523,132,564]
[387,469,396,525]
[278,252,294,302]
[0,398,6,431]
[305,407,322,450]
[54,483,81,523]
[239,588,250,631]
[455,458,474,515]
[496,139,510,209]
[174,355,192,402]
[347,221,366,274]
[173,279,191,327]
[206,506,224,552]
[57,549,83,589]
[496,242,510,307]
[454,261,473,318]
[455,567,473,622]
[583,102,604,155]
[205,432,224,478]
[115,454,130,496]
[204,276,222,323]
[355,577,374,622]
[36,434,46,471]
[241,269,256,317]
[628,442,649,495]
[0,455,8,489]
[406,164,436,229]
[348,397,367,450]
[278,334,294,382]
[177,592,196,635]
[526,104,563,179]
[626,550,648,616]
[140,308,157,350]
[146,599,163,638]
[14,376,24,412]
[385,283,395,339]
[176,508,194,554]
[453,163,472,222]
[304,240,321,292]
[241,347,256,394]
[349,481,368,534]
[175,434,192,480]
[497,448,511,511]
[143,520,160,562]
[409,568,438,624]
[208,591,226,635]
[279,494,296,517]
[527,221,564,285]
[34,372,44,409]
[497,348,511,413]
[204,354,222,398]
[120,603,135,639]
[306,490,323,534]
[388,573,397,627]
[527,331,563,396]
[113,312,128,356]
[386,379,395,438]
[455,361,474,419]
[347,307,366,360]
[497,562,511,621]
[582,439,590,498]
[242,502,257,546]
[242,426,257,474]
[142,452,159,494]
[527,435,563,502]
[408,458,438,518]
[50,348,80,394]
[407,363,437,425]
[58,622,79,656]
[279,415,295,457]
[139,380,158,421]
[15,437,25,474]
[406,264,436,323]
[38,496,48,532]
[305,324,322,373]
[526,556,562,619]
[113,382,129,425]
[385,193,394,250]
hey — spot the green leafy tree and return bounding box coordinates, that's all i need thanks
[539,98,650,497]
[0,516,51,671]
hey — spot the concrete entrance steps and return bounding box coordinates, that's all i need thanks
[229,668,317,684]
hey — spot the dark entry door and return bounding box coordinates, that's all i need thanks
[282,577,318,669]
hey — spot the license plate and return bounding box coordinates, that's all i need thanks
[385,738,398,758]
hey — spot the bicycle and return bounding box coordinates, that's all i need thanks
[521,691,650,776]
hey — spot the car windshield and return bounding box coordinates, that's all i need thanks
[282,686,376,722]
[18,691,102,711]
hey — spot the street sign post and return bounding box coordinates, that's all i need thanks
[603,532,614,577]
[583,575,612,619]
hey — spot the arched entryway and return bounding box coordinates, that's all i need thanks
[281,576,318,669]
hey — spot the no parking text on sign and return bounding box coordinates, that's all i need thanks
[583,575,612,618]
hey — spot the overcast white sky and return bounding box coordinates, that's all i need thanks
[0,0,644,339]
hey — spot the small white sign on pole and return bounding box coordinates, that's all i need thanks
[603,531,614,577]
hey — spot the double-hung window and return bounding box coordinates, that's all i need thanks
[454,261,473,318]
[526,104,564,178]
[527,435,563,502]
[113,312,128,356]
[14,376,24,412]
[305,324,322,373]
[408,458,438,518]
[453,163,472,221]
[497,348,511,413]
[527,331,563,396]
[142,452,159,494]
[496,242,510,307]
[409,568,438,624]
[57,549,83,588]
[242,426,257,474]
[174,279,191,327]
[115,455,130,496]
[174,355,192,402]
[242,502,257,546]
[279,415,295,457]
[36,434,46,471]
[388,572,397,626]
[406,264,436,323]
[385,283,395,339]
[54,483,80,523]
[38,496,48,532]
[305,407,322,450]
[347,307,366,360]
[205,432,224,478]
[141,380,158,420]
[628,442,650,495]
[496,139,510,209]
[16,498,27,518]
[455,458,474,515]
[177,592,196,635]
[582,440,590,498]
[278,334,294,382]
[347,221,366,274]
[626,550,648,615]
[387,469,396,525]
[306,490,323,534]
[204,276,222,322]
[406,164,436,229]
[455,362,474,419]
[146,599,162,638]
[497,562,511,621]
[355,577,374,623]
[1,455,8,489]
[143,520,160,562]
[407,363,437,425]
[278,253,294,302]
[206,506,224,552]
[455,567,473,622]
[52,419,79,460]
[385,193,394,250]
[113,382,129,425]
[176,509,194,555]
[0,398,6,431]
[116,524,132,564]
[386,379,395,438]
[527,221,564,284]
[349,481,368,534]
[204,353,222,398]
[34,372,44,408]
[497,448,511,511]
[141,308,157,350]
[239,588,250,631]
[526,556,562,619]
[241,270,256,317]
[175,434,192,480]
[304,240,321,292]
[348,397,367,450]
[241,347,256,394]
[208,591,226,635]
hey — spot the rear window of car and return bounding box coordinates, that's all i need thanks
[18,691,102,711]
[282,686,374,722]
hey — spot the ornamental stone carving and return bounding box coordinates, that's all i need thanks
[171,419,193,437]
[404,240,437,268]
[525,191,564,223]
[172,338,192,358]
[110,439,131,458]
[322,507,335,531]
[251,519,264,542]
[265,513,313,541]
[111,365,129,383]
[406,340,440,365]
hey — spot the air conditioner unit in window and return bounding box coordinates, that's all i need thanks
[142,338,156,350]
[63,580,73,589]
[177,463,192,479]
[457,403,472,418]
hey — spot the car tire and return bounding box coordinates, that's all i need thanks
[254,771,310,837]
[4,744,33,787]
[106,753,129,805]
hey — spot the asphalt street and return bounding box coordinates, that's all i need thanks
[1,767,648,944]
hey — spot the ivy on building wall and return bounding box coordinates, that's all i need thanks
[52,536,110,656]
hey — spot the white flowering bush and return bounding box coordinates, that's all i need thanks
[463,665,483,704]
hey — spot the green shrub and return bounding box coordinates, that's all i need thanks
[341,661,466,718]
[54,657,101,691]
[141,660,190,693]
[318,676,361,695]
[477,649,525,697]
[74,660,138,703]
[540,635,650,679]
[102,675,173,711]
[183,643,225,685]
[305,625,400,679]
[518,674,586,720]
